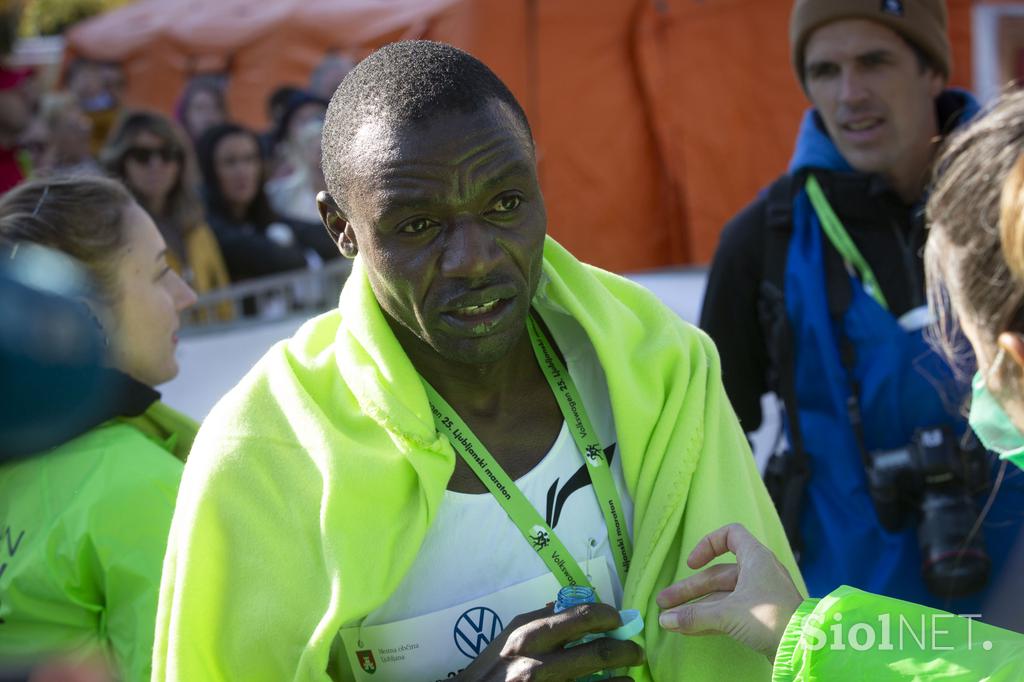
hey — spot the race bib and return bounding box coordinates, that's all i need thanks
[338,559,615,682]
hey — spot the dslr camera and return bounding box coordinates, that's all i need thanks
[865,426,991,598]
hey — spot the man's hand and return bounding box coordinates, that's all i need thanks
[656,523,804,661]
[458,602,643,681]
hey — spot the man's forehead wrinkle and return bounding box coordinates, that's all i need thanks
[374,176,449,211]
[377,134,526,198]
[375,135,520,175]
[453,135,521,198]
[460,135,514,172]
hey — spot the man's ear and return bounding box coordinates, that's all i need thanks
[317,191,358,259]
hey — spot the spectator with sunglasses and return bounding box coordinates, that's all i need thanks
[101,111,231,306]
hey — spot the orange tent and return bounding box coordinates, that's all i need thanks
[66,0,975,271]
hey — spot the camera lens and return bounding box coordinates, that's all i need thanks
[918,493,990,598]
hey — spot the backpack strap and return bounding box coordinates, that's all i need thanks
[758,173,812,557]
[812,176,871,470]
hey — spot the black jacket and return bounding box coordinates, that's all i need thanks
[205,208,309,282]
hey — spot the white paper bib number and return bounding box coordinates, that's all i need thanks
[339,559,616,682]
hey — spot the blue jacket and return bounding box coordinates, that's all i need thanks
[782,90,1024,613]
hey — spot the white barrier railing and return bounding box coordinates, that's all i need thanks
[182,258,353,335]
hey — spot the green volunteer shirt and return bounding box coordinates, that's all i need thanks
[0,401,194,681]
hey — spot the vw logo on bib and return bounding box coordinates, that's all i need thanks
[453,606,504,659]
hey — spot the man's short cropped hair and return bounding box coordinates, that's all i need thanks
[321,40,532,205]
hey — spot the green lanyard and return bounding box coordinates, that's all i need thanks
[422,314,633,590]
[805,174,890,312]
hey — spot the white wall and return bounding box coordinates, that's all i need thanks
[973,3,1024,105]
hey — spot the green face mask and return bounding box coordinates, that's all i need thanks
[970,366,1024,471]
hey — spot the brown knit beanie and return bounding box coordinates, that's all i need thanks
[790,0,950,82]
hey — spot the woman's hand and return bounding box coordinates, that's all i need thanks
[656,523,804,660]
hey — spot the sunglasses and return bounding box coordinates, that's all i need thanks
[125,146,181,164]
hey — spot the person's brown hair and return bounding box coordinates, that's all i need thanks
[100,110,203,246]
[926,89,1024,379]
[0,175,134,305]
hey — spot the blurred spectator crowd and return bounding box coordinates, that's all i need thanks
[0,52,355,320]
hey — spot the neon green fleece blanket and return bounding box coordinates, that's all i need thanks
[154,238,804,681]
[774,586,1024,681]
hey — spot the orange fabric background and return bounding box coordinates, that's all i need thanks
[66,0,977,271]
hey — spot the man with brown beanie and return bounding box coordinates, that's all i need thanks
[700,0,1024,616]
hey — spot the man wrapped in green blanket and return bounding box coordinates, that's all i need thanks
[153,40,804,682]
